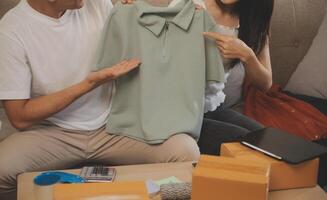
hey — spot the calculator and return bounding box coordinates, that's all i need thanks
[79,165,116,183]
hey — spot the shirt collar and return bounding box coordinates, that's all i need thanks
[135,0,195,36]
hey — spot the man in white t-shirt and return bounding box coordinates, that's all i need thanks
[0,0,200,199]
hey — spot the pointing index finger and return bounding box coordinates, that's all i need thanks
[203,32,227,42]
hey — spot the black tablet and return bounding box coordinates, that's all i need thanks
[240,127,327,164]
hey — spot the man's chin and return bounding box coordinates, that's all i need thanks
[72,0,85,9]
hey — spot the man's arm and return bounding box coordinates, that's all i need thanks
[3,59,140,130]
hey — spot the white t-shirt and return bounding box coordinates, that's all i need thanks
[0,0,114,130]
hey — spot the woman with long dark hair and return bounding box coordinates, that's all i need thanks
[169,0,274,154]
[200,0,274,155]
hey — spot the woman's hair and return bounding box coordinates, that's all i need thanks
[233,0,274,55]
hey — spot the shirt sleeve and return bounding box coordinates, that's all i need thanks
[203,11,225,83]
[203,11,226,112]
[0,33,31,100]
[96,5,123,70]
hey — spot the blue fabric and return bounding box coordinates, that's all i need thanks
[34,171,84,186]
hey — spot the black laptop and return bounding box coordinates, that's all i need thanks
[240,127,327,164]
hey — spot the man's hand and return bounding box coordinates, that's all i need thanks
[3,59,141,130]
[121,0,202,9]
[195,4,203,10]
[121,0,134,4]
[203,32,255,63]
[86,59,141,88]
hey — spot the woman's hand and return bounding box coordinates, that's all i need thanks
[86,59,141,88]
[203,32,255,63]
[204,32,273,91]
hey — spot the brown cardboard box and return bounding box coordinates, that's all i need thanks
[221,143,319,191]
[192,155,270,200]
[53,181,149,200]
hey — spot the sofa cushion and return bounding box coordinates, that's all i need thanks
[284,8,327,99]
[0,107,16,141]
[270,0,326,86]
[0,0,20,18]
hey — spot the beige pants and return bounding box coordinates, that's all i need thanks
[0,125,200,200]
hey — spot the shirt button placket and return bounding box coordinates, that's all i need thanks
[162,21,169,61]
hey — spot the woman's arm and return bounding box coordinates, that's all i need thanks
[203,32,272,92]
[243,39,272,91]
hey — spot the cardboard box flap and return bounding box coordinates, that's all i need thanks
[198,155,270,176]
[193,167,269,185]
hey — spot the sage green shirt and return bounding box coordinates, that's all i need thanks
[97,0,225,144]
